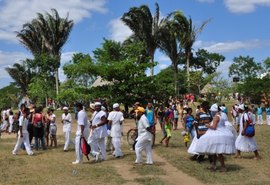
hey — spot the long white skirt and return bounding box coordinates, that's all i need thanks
[235,135,258,152]
[194,126,236,155]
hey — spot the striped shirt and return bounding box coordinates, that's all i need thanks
[195,111,212,132]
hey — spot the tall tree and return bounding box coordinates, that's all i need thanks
[5,60,33,95]
[229,56,263,81]
[63,53,96,88]
[158,15,183,96]
[122,3,161,76]
[173,11,210,91]
[191,49,225,74]
[16,9,74,95]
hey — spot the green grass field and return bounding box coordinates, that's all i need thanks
[1,102,270,185]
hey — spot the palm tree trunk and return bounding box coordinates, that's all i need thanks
[174,69,178,96]
[55,69,59,95]
[151,56,154,76]
[186,52,191,92]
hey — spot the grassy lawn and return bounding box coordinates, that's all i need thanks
[1,101,270,185]
[0,112,169,185]
[154,101,270,185]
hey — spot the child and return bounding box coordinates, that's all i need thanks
[181,130,190,148]
[48,109,57,147]
[164,112,172,147]
[50,123,57,147]
[13,112,20,135]
[184,108,195,138]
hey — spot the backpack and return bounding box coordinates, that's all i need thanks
[243,113,255,137]
[80,137,91,161]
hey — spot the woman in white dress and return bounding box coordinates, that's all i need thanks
[235,104,261,159]
[194,104,236,172]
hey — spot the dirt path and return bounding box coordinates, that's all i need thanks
[152,151,204,185]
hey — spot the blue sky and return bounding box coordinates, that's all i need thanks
[0,0,270,88]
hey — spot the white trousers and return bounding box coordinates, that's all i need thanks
[1,120,8,131]
[267,115,270,125]
[13,132,33,155]
[112,137,123,157]
[135,138,153,164]
[75,135,83,162]
[63,131,74,150]
[89,137,106,160]
[257,115,263,125]
[8,122,13,133]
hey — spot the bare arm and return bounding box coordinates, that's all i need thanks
[92,116,107,129]
[205,115,219,130]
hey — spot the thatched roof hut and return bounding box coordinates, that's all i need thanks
[200,83,212,94]
[91,76,112,87]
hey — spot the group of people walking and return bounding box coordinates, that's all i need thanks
[2,98,266,171]
[187,102,261,172]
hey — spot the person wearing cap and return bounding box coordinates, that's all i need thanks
[135,107,153,165]
[194,104,236,172]
[62,107,74,151]
[107,103,124,158]
[88,102,108,161]
[12,108,34,156]
[235,105,261,160]
[72,103,90,164]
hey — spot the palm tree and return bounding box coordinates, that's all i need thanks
[5,60,33,95]
[16,9,74,95]
[158,16,183,96]
[122,3,161,76]
[173,11,210,91]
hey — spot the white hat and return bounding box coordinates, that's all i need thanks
[238,104,245,110]
[220,106,226,111]
[210,104,218,112]
[63,106,68,110]
[89,103,95,110]
[113,103,119,109]
[94,102,102,106]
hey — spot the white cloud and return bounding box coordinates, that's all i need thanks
[0,50,30,87]
[0,50,29,66]
[108,18,132,42]
[0,50,75,84]
[202,40,267,53]
[0,0,107,42]
[157,55,170,62]
[158,64,169,70]
[61,51,77,65]
[216,60,233,78]
[224,0,270,13]
[0,67,9,78]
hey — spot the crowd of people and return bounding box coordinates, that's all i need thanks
[0,98,268,171]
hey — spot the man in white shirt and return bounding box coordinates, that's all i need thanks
[72,103,89,164]
[62,107,74,151]
[135,107,153,165]
[108,103,124,158]
[88,102,108,161]
[12,108,33,156]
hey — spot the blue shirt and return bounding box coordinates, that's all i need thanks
[185,115,194,130]
[266,107,270,115]
[145,107,154,126]
[257,107,263,115]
